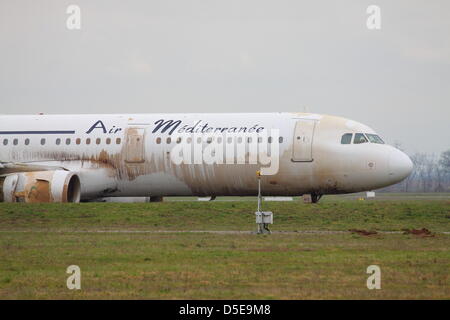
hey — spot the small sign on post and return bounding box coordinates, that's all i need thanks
[255,211,273,234]
[302,194,312,203]
[366,191,376,199]
[255,170,272,234]
[255,211,273,224]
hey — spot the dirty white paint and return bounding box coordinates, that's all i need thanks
[0,112,413,202]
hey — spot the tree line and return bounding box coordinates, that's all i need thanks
[381,148,450,193]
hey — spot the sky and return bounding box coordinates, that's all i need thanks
[0,0,449,155]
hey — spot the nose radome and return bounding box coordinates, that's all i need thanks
[388,148,413,182]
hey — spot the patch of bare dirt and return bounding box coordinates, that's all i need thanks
[348,229,378,236]
[402,228,434,237]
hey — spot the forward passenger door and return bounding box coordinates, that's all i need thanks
[292,120,316,162]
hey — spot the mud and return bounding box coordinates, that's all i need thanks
[402,228,434,237]
[349,229,378,236]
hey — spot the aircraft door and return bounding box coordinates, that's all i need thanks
[292,120,316,162]
[125,127,146,163]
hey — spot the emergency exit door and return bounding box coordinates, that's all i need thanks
[292,120,316,162]
[125,128,145,163]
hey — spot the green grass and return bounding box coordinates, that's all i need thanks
[0,199,448,232]
[0,197,449,299]
[0,232,448,299]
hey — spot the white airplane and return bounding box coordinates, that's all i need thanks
[0,112,413,203]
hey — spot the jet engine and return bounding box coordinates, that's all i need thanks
[0,170,81,203]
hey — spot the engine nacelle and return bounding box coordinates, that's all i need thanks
[0,170,81,203]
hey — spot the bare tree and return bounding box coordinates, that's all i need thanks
[373,148,450,193]
[439,150,450,191]
[434,162,444,192]
[410,153,427,192]
[439,150,450,173]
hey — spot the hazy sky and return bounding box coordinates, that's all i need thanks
[0,1,449,154]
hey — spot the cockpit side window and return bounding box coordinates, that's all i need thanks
[366,133,385,144]
[354,133,368,144]
[341,133,353,144]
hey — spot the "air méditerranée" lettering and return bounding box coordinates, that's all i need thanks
[152,119,265,135]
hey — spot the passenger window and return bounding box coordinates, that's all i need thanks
[3,139,8,146]
[106,138,111,145]
[156,137,161,144]
[41,138,46,145]
[24,138,30,146]
[341,133,352,144]
[56,138,61,145]
[86,138,91,145]
[13,139,18,146]
[76,138,81,145]
[268,137,273,143]
[366,133,385,144]
[166,137,171,144]
[227,137,233,144]
[66,138,71,145]
[354,133,368,144]
[96,138,101,145]
[176,137,182,144]
[116,138,121,144]
[279,137,283,143]
[186,137,192,144]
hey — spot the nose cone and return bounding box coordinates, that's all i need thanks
[388,148,413,183]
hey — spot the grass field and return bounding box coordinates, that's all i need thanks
[0,195,449,299]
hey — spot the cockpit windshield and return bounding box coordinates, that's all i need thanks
[354,133,368,144]
[341,133,385,145]
[341,133,384,144]
[366,133,385,144]
[341,133,353,144]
